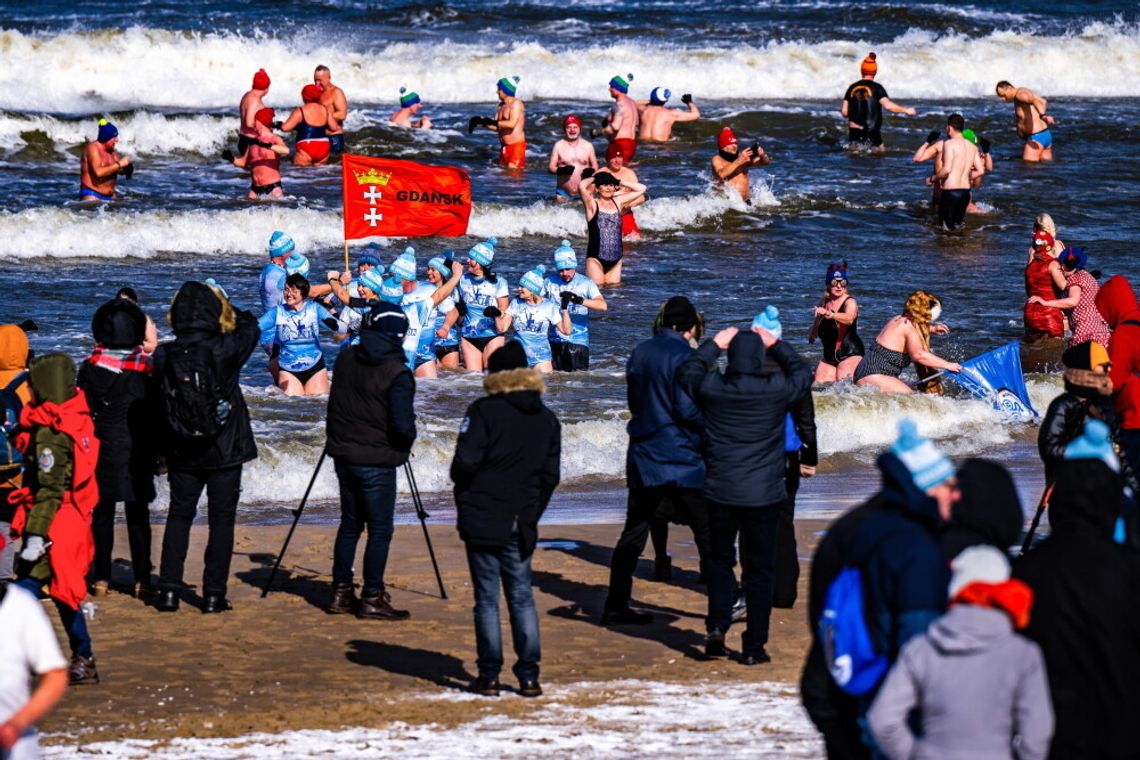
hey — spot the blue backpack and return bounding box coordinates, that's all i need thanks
[1,371,28,474]
[818,565,889,696]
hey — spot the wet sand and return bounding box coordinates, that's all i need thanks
[42,518,828,747]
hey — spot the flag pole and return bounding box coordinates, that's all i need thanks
[344,240,349,274]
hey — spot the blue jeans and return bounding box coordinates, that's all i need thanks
[466,534,541,682]
[332,460,396,595]
[15,577,92,659]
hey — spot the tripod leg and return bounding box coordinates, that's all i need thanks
[1020,482,1052,557]
[404,461,447,599]
[262,450,327,597]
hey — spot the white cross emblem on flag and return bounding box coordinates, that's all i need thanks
[364,208,383,226]
[363,187,383,205]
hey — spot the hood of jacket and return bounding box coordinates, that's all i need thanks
[1095,275,1140,329]
[1049,458,1122,537]
[876,451,941,528]
[169,281,223,337]
[0,324,29,373]
[926,604,1012,655]
[29,352,77,404]
[356,329,406,366]
[484,367,546,413]
[725,331,765,377]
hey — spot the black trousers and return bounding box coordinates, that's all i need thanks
[706,501,779,656]
[91,496,152,584]
[774,453,802,609]
[159,465,242,598]
[605,485,710,611]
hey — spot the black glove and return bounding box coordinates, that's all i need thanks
[455,300,468,317]
[681,93,693,105]
[121,162,135,180]
[18,319,37,333]
[560,290,584,305]
[560,293,573,311]
[322,317,341,331]
[924,129,941,146]
[468,116,495,134]
[555,165,574,177]
[221,148,235,163]
[978,136,991,155]
[256,140,275,149]
[589,127,602,138]
[272,120,284,130]
[581,167,595,179]
[483,305,502,318]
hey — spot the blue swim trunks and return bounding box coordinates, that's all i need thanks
[555,187,573,200]
[1025,128,1052,149]
[79,186,113,202]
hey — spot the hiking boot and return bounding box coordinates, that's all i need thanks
[741,649,771,666]
[69,655,99,685]
[326,584,357,615]
[91,580,110,597]
[518,679,543,698]
[470,675,501,697]
[653,555,672,582]
[705,630,729,659]
[600,607,653,626]
[357,589,410,620]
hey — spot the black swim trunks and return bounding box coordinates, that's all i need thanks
[251,181,282,196]
[434,343,459,360]
[282,356,327,386]
[938,188,971,231]
[462,335,498,352]
[550,341,589,372]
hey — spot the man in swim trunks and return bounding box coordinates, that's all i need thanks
[473,77,526,169]
[281,85,333,166]
[711,127,769,205]
[391,87,432,129]
[238,69,271,156]
[996,80,1056,162]
[603,143,644,237]
[79,118,131,202]
[913,118,993,214]
[598,74,640,162]
[840,52,917,151]
[226,107,288,199]
[636,88,700,142]
[934,113,985,232]
[548,115,598,202]
[314,65,348,155]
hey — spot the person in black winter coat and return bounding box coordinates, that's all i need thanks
[324,302,416,620]
[154,281,259,614]
[1038,340,1114,482]
[451,340,561,698]
[78,297,159,598]
[676,308,812,664]
[1014,428,1140,760]
[775,378,818,610]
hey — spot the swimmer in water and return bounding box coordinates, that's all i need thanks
[841,52,917,151]
[853,290,960,393]
[79,118,131,202]
[238,68,271,155]
[602,143,644,238]
[470,77,526,170]
[492,264,572,374]
[995,81,1056,162]
[913,117,994,214]
[711,126,769,205]
[314,65,348,155]
[636,88,700,142]
[579,171,646,286]
[385,248,463,378]
[281,85,333,166]
[257,273,342,396]
[808,262,864,383]
[455,237,511,372]
[225,107,288,200]
[933,113,985,231]
[543,240,607,372]
[391,87,432,129]
[597,73,640,162]
[548,114,598,202]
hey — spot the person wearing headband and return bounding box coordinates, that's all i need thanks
[635,87,701,142]
[391,86,432,129]
[841,52,917,151]
[79,118,131,202]
[548,114,598,202]
[314,65,348,155]
[238,68,272,156]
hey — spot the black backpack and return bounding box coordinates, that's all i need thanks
[161,342,231,439]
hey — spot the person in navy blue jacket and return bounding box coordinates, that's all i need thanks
[602,296,711,625]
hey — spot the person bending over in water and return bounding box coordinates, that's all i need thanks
[281,85,333,166]
[579,172,646,287]
[808,262,864,383]
[854,290,960,393]
[636,88,700,142]
[391,87,432,129]
[995,80,1055,162]
[80,118,131,202]
[711,127,769,205]
[933,113,985,231]
[225,107,288,199]
[548,114,597,202]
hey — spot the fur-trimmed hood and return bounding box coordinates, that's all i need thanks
[484,367,546,395]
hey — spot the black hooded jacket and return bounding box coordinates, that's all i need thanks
[153,282,259,470]
[450,368,561,557]
[326,329,416,466]
[677,333,812,506]
[1013,458,1140,760]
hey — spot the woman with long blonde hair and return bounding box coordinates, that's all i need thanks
[854,290,961,393]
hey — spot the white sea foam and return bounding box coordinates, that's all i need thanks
[3,22,1140,113]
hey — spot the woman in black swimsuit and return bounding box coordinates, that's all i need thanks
[854,290,961,393]
[579,171,645,286]
[808,262,864,383]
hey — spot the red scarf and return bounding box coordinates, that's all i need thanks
[87,345,153,375]
[953,579,1035,630]
[9,389,100,610]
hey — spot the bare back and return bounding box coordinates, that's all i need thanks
[940,137,980,191]
[320,84,347,135]
[1013,87,1048,137]
[638,105,675,142]
[610,94,639,140]
[239,89,264,137]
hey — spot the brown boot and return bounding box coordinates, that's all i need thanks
[356,588,410,620]
[326,584,357,615]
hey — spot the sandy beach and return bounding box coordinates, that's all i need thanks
[40,518,829,757]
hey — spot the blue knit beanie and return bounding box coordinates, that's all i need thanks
[399,86,420,107]
[358,268,386,296]
[97,117,118,144]
[357,242,383,269]
[1065,419,1120,472]
[519,264,547,294]
[891,419,956,492]
[649,87,670,105]
[378,276,405,303]
[268,230,295,259]
[468,237,497,267]
[427,255,451,279]
[285,252,310,277]
[553,239,577,270]
[497,77,520,96]
[389,246,417,281]
[751,305,782,340]
[609,73,634,94]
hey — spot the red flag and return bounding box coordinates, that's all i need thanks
[342,154,472,239]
